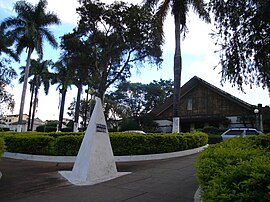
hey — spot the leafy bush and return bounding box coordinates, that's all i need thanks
[0,138,5,157]
[37,132,84,138]
[60,127,73,132]
[3,134,54,155]
[197,127,224,144]
[199,126,226,135]
[196,134,270,201]
[0,131,208,156]
[36,125,57,132]
[110,131,208,156]
[207,134,222,144]
[54,135,83,156]
[0,127,10,132]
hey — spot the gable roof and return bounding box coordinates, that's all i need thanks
[152,76,255,117]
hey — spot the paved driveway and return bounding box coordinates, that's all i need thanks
[0,154,199,202]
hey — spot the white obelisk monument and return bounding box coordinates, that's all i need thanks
[59,97,129,185]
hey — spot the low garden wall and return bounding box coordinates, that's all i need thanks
[196,133,270,201]
[0,131,208,156]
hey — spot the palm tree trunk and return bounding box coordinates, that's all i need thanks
[30,85,39,131]
[74,84,82,132]
[27,83,34,131]
[172,13,182,133]
[17,48,34,132]
[58,88,67,131]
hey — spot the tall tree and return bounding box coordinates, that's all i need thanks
[74,0,163,102]
[208,0,270,91]
[0,65,17,116]
[0,27,18,117]
[67,98,95,129]
[0,26,18,61]
[144,0,210,132]
[1,0,60,131]
[51,57,73,131]
[19,59,53,130]
[108,79,173,120]
[144,79,173,113]
[60,33,92,132]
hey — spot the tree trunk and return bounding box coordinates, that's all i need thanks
[17,48,34,132]
[27,83,35,131]
[30,85,39,131]
[58,88,67,131]
[74,84,82,132]
[172,13,182,133]
[83,86,90,129]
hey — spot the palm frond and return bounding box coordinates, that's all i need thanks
[190,0,210,23]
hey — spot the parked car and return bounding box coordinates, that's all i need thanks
[221,128,262,140]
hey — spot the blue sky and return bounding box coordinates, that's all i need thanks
[1,0,269,121]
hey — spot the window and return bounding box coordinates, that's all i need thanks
[246,130,259,136]
[225,130,244,136]
[187,97,193,110]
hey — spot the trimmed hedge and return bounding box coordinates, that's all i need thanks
[0,131,208,156]
[2,134,54,155]
[0,138,5,157]
[54,135,83,155]
[196,134,270,201]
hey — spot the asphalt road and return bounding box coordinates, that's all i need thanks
[0,154,199,202]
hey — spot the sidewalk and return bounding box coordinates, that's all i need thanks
[0,154,199,202]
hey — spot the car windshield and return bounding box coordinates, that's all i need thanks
[225,130,244,136]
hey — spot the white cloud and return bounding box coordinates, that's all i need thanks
[163,12,215,56]
[47,0,79,24]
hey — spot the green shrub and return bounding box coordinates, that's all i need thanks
[0,131,207,156]
[36,125,57,132]
[0,138,6,157]
[208,134,222,144]
[196,134,270,201]
[60,127,73,132]
[40,132,84,138]
[110,131,207,156]
[0,127,10,132]
[3,134,55,155]
[199,126,226,135]
[54,135,83,156]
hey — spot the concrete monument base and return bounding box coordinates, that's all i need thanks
[59,170,129,186]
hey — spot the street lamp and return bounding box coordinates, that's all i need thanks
[254,108,259,130]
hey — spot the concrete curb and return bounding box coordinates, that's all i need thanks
[3,144,208,163]
[194,187,201,202]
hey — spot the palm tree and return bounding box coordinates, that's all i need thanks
[0,27,18,61]
[1,0,60,131]
[51,58,73,131]
[19,59,53,131]
[144,0,210,132]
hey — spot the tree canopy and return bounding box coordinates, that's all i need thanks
[209,0,270,91]
[0,27,17,116]
[66,0,163,101]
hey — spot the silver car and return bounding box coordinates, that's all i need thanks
[221,128,262,140]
